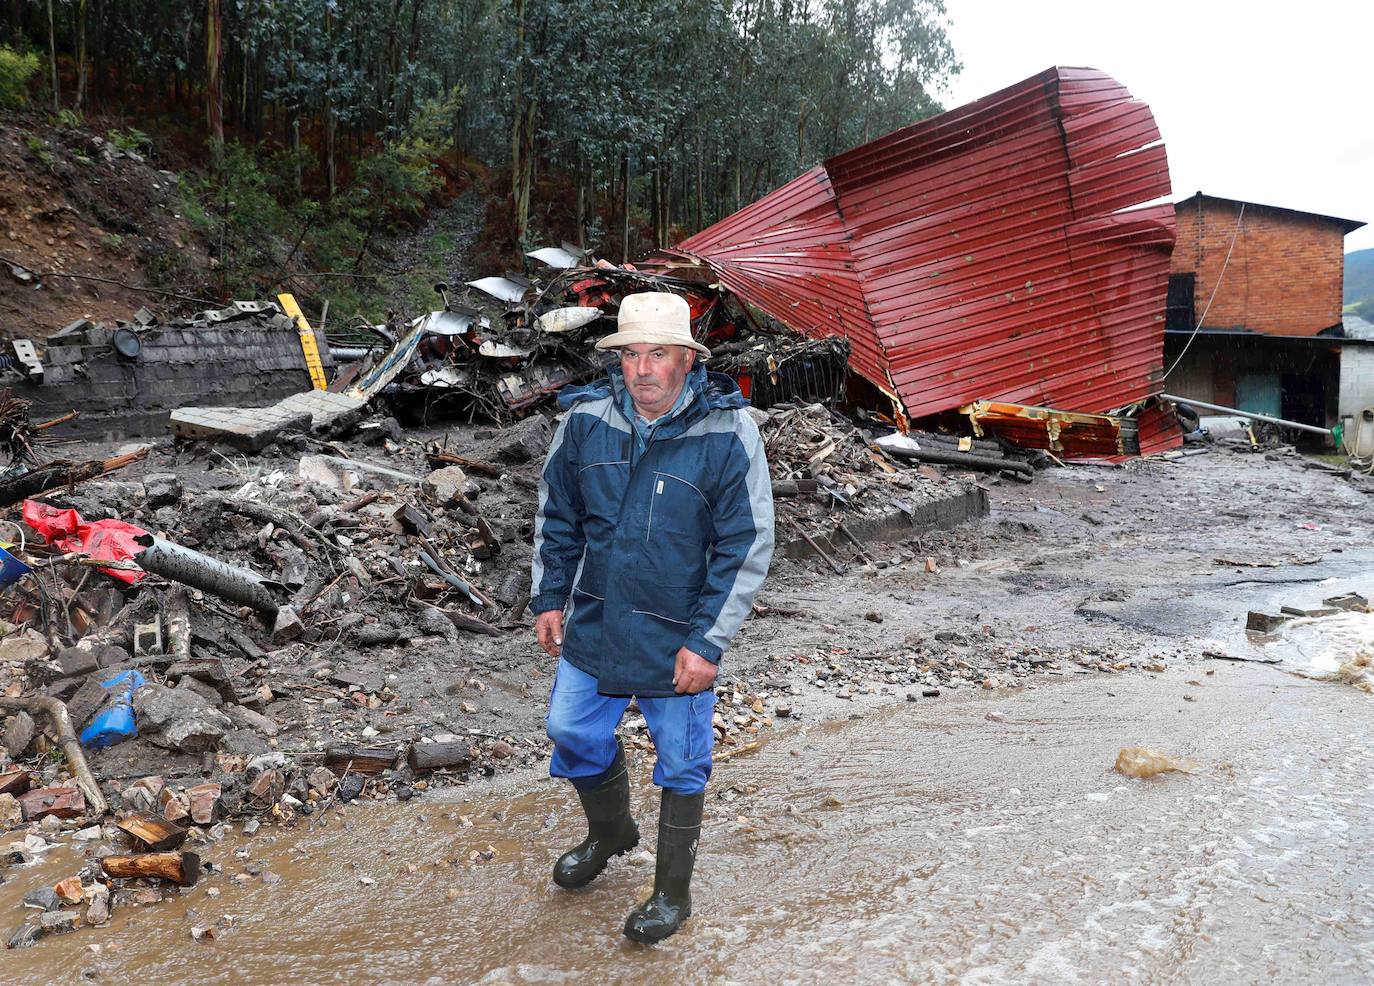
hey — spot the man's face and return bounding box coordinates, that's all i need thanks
[620,343,695,419]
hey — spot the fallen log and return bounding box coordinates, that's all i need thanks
[0,695,107,815]
[425,449,505,479]
[101,850,200,887]
[117,813,188,851]
[0,448,149,508]
[408,599,503,637]
[200,493,341,557]
[407,741,472,772]
[324,744,397,775]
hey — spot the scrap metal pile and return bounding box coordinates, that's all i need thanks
[331,254,851,425]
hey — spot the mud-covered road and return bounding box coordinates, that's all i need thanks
[4,447,1373,983]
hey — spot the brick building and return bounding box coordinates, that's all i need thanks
[1163,193,1369,437]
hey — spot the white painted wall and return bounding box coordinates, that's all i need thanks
[1338,345,1374,420]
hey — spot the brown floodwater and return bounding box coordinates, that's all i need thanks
[4,657,1372,985]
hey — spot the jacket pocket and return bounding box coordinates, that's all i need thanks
[646,471,710,544]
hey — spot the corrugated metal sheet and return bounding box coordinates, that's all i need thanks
[665,66,1176,446]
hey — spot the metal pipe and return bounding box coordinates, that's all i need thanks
[1162,394,1332,437]
[133,535,280,617]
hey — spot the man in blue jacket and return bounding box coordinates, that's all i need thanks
[531,291,774,943]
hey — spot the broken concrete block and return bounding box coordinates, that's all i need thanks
[1246,611,1290,634]
[1323,592,1369,612]
[3,711,35,759]
[39,911,80,934]
[170,405,313,452]
[142,473,184,508]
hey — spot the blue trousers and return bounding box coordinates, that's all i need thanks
[546,658,718,795]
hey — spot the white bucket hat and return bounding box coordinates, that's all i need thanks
[594,291,711,357]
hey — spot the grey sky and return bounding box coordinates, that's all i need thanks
[938,0,1374,253]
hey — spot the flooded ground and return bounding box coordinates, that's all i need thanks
[5,658,1371,984]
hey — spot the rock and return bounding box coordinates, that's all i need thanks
[0,793,21,829]
[53,876,84,904]
[23,887,60,911]
[134,683,210,731]
[330,668,384,695]
[497,415,552,463]
[121,776,165,813]
[56,646,100,678]
[422,466,469,505]
[18,787,85,821]
[151,710,229,754]
[7,922,42,948]
[187,783,222,825]
[0,628,48,663]
[863,611,883,623]
[241,819,260,836]
[417,607,457,640]
[490,740,515,759]
[222,704,279,737]
[272,606,304,644]
[40,911,80,934]
[85,892,110,925]
[922,688,941,698]
[336,774,365,803]
[142,473,183,508]
[355,625,403,647]
[1081,511,1106,526]
[306,767,336,792]
[176,676,224,707]
[774,704,792,718]
[3,711,35,759]
[72,825,102,841]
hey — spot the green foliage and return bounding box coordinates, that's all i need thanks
[107,127,152,154]
[0,45,39,108]
[1352,297,1374,323]
[54,108,82,128]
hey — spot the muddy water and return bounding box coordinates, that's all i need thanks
[5,660,1372,985]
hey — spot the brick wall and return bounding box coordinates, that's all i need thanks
[1171,199,1347,336]
[17,319,332,442]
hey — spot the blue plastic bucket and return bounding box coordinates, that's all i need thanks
[0,545,30,587]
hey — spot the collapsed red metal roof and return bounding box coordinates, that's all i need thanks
[656,66,1177,435]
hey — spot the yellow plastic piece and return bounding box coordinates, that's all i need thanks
[277,293,328,390]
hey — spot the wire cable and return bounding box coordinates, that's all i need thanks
[1164,203,1246,380]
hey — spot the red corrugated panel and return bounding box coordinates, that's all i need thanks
[666,66,1176,450]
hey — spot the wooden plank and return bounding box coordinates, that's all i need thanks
[324,744,397,775]
[116,813,188,851]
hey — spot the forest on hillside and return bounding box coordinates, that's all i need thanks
[0,0,959,281]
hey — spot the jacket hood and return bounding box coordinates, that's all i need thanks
[557,361,746,414]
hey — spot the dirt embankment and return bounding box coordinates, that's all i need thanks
[0,111,218,340]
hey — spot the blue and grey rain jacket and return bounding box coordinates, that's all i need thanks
[530,361,774,696]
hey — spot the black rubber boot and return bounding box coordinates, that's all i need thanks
[552,742,638,889]
[623,788,705,944]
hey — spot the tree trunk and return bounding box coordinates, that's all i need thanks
[73,0,87,112]
[510,0,526,237]
[621,150,631,264]
[46,0,59,113]
[323,4,336,198]
[205,0,223,154]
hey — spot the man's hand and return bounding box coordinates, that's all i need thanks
[535,610,564,658]
[673,646,717,694]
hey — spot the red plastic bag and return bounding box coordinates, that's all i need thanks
[21,500,149,585]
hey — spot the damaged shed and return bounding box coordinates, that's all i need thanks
[644,66,1179,455]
